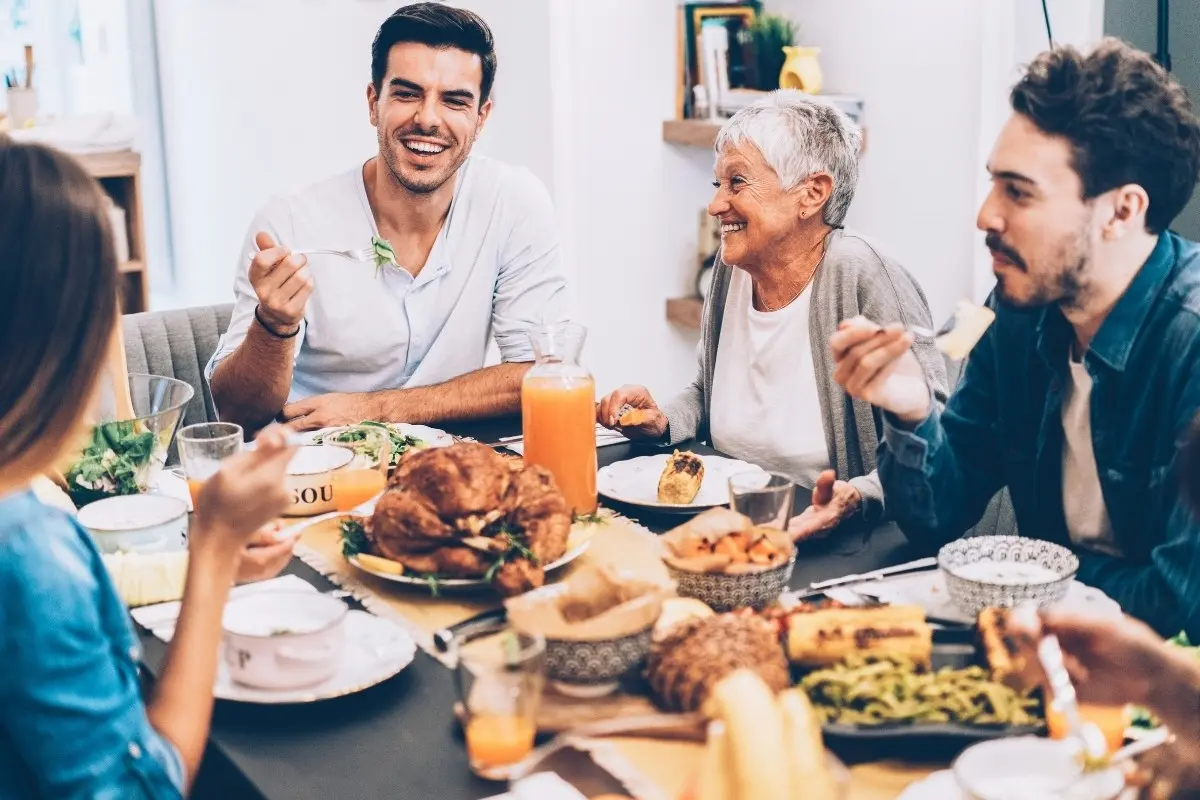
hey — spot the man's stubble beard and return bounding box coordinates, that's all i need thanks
[377,126,476,196]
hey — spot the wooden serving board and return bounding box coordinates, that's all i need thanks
[455,679,705,741]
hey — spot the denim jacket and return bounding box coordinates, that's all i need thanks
[880,232,1200,639]
[0,490,185,799]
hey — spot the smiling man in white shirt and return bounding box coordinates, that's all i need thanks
[207,3,571,432]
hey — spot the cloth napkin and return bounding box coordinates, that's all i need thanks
[130,574,317,642]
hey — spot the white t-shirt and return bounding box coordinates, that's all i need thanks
[709,268,831,487]
[205,155,572,403]
[1061,355,1122,556]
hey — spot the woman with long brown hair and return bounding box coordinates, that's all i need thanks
[0,138,296,797]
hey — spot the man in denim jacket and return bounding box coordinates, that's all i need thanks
[831,39,1200,639]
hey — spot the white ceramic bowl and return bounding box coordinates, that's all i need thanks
[221,592,348,690]
[953,736,1124,800]
[77,494,189,554]
[284,445,355,516]
[938,535,1079,616]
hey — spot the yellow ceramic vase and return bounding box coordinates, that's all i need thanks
[779,46,823,94]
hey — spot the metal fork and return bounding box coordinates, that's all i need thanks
[245,247,375,263]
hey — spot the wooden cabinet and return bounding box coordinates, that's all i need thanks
[77,150,149,313]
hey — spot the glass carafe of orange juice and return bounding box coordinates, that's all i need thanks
[521,323,597,516]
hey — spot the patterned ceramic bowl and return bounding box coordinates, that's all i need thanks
[938,535,1079,617]
[665,551,797,613]
[543,626,656,699]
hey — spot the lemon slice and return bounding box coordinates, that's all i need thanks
[355,553,405,576]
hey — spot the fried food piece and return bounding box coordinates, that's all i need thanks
[390,443,512,518]
[784,605,933,667]
[493,558,545,598]
[978,607,1037,690]
[657,450,705,504]
[369,488,455,555]
[618,407,655,427]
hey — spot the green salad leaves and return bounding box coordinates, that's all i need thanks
[371,235,399,277]
[64,421,159,507]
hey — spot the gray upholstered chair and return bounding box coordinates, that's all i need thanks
[943,354,1019,538]
[122,304,233,461]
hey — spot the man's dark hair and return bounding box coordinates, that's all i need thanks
[371,2,497,105]
[1010,37,1200,235]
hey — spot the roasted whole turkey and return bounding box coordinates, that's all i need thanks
[365,443,571,596]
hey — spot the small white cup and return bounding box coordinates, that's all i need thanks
[6,87,37,129]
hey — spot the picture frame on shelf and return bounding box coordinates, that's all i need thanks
[678,3,758,120]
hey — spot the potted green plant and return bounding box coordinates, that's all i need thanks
[749,13,798,91]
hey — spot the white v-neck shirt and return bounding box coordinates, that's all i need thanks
[709,268,831,487]
[205,155,571,403]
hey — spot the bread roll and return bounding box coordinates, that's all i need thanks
[657,451,704,504]
[785,605,933,667]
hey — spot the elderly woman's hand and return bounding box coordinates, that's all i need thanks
[788,470,861,541]
[597,385,668,440]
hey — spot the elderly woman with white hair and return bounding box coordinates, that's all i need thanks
[598,91,947,539]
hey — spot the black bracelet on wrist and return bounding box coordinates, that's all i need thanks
[254,305,300,339]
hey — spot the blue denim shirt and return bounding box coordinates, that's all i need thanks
[0,490,185,799]
[880,232,1200,639]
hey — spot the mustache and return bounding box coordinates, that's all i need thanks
[985,233,1026,270]
[394,126,453,146]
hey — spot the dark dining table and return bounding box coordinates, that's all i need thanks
[136,416,920,800]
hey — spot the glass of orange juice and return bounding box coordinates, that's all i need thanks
[521,322,597,516]
[453,622,546,780]
[177,422,244,508]
[1045,702,1129,754]
[320,426,390,512]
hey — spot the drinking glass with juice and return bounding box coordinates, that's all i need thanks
[1045,702,1129,754]
[521,323,597,516]
[323,425,390,512]
[453,623,546,780]
[177,422,244,507]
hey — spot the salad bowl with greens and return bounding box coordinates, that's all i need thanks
[63,374,193,508]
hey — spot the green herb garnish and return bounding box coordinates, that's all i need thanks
[412,572,441,597]
[64,420,160,507]
[573,510,607,526]
[371,235,399,277]
[340,518,370,558]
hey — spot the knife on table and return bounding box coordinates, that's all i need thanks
[433,608,507,653]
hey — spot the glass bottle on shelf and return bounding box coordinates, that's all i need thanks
[521,323,598,516]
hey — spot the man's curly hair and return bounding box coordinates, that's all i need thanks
[1010,37,1200,235]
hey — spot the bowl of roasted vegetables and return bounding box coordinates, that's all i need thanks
[660,507,796,612]
[62,374,194,508]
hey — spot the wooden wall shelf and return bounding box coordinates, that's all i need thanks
[666,296,703,331]
[662,119,723,149]
[663,118,868,155]
[77,150,148,313]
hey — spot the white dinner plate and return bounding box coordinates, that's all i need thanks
[302,422,454,450]
[895,770,960,800]
[596,453,766,512]
[214,610,415,704]
[860,570,1122,625]
[347,529,593,594]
